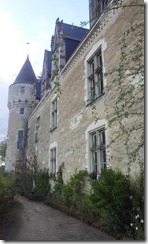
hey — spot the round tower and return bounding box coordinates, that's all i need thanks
[5,56,37,172]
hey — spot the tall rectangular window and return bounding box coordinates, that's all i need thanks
[20,107,24,114]
[35,116,40,143]
[17,130,24,149]
[51,98,57,130]
[87,46,104,103]
[89,128,106,177]
[50,148,56,175]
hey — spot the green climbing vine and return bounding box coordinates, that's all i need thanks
[104,11,144,177]
[49,0,144,175]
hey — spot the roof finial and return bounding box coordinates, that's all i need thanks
[27,42,29,59]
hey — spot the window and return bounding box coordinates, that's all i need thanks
[20,107,24,114]
[51,98,57,130]
[50,148,56,176]
[35,116,40,143]
[20,86,25,93]
[89,128,106,178]
[96,0,111,19]
[17,130,24,149]
[87,47,104,103]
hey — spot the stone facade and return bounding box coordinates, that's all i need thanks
[6,0,144,181]
[27,0,144,181]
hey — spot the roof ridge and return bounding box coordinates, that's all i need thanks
[62,22,88,29]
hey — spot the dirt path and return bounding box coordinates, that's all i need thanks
[3,196,115,241]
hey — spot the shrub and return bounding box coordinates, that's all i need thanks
[18,171,33,196]
[46,166,144,240]
[34,169,50,198]
[88,169,131,232]
[127,167,144,240]
[17,168,50,200]
[0,171,16,213]
[61,170,88,211]
[53,163,64,197]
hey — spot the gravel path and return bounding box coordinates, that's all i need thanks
[4,196,115,241]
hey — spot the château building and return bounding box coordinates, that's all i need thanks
[5,0,144,183]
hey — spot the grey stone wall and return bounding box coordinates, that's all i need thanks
[5,83,35,172]
[26,0,144,181]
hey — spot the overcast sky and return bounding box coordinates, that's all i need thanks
[0,0,89,142]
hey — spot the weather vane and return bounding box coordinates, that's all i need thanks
[27,42,29,59]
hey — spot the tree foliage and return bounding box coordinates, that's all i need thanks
[0,167,16,214]
[0,138,7,161]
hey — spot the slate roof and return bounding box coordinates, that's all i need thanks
[44,50,52,77]
[62,23,89,41]
[51,22,89,50]
[14,56,37,84]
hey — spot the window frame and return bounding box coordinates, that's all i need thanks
[35,116,40,143]
[95,0,112,20]
[20,86,25,94]
[50,97,57,131]
[17,130,24,149]
[87,46,104,104]
[50,147,56,176]
[89,127,106,178]
[20,107,24,115]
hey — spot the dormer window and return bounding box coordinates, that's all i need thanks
[90,0,112,27]
[97,0,111,16]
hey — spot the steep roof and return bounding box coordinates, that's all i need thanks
[51,20,89,48]
[14,56,37,84]
[42,50,52,77]
[62,23,89,41]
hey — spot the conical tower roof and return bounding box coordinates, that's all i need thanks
[14,56,37,84]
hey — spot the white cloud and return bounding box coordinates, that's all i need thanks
[28,40,45,75]
[38,30,49,41]
[32,15,49,27]
[0,13,26,141]
[0,12,48,83]
[0,13,26,82]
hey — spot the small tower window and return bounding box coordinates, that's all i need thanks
[20,108,24,114]
[20,86,25,93]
